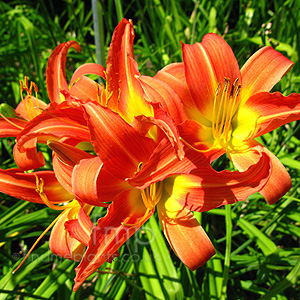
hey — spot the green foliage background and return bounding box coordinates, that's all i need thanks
[0,0,300,299]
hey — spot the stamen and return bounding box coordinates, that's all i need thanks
[211,78,241,144]
[179,137,214,153]
[216,78,230,138]
[212,83,221,139]
[12,212,61,274]
[122,182,163,227]
[34,175,75,211]
[122,208,152,227]
[0,111,24,130]
[19,77,40,120]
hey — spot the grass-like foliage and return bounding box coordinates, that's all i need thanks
[1,0,300,299]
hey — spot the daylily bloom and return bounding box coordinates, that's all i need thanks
[143,33,300,204]
[48,100,271,291]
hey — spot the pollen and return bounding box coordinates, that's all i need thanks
[212,77,241,144]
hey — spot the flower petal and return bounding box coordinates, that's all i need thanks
[229,141,292,204]
[73,188,149,291]
[0,169,73,204]
[132,105,185,160]
[69,76,101,103]
[240,46,293,104]
[65,207,95,246]
[0,118,26,137]
[13,138,45,170]
[164,151,270,212]
[154,63,211,127]
[82,101,156,180]
[182,33,241,120]
[47,41,81,103]
[16,107,90,150]
[238,92,300,139]
[157,198,215,270]
[72,157,129,206]
[15,96,48,121]
[70,63,106,87]
[137,75,187,125]
[50,205,86,262]
[129,139,207,189]
[106,19,152,122]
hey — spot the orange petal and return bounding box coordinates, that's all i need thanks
[240,46,293,105]
[229,142,292,204]
[65,207,95,246]
[69,76,101,103]
[70,63,106,87]
[16,107,90,149]
[106,19,152,122]
[0,118,26,137]
[240,92,300,139]
[132,105,185,160]
[0,168,73,204]
[73,188,149,291]
[164,152,270,212]
[15,96,48,121]
[129,138,206,189]
[137,75,187,125]
[47,41,81,103]
[157,199,215,270]
[82,101,156,180]
[72,157,129,206]
[50,205,86,262]
[154,63,211,127]
[13,138,45,170]
[182,33,241,120]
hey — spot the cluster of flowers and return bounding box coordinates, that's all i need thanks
[1,19,300,291]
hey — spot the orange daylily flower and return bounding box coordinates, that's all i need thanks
[145,33,300,204]
[47,101,271,291]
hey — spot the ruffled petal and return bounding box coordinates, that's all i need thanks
[82,101,156,180]
[182,33,241,120]
[47,41,81,103]
[50,204,86,262]
[229,141,292,204]
[237,92,300,139]
[73,188,149,292]
[163,152,270,212]
[240,46,293,105]
[157,198,215,270]
[0,169,73,204]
